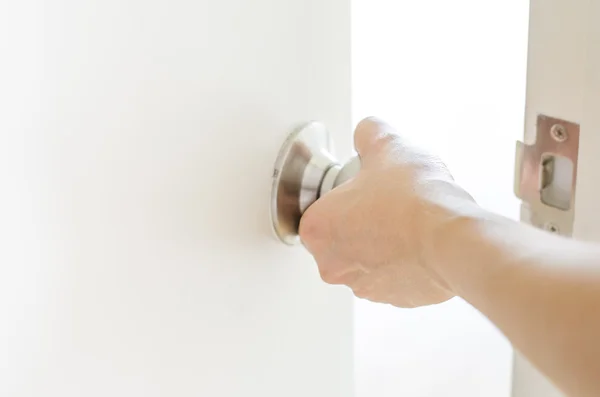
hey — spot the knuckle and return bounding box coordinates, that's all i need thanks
[318,268,338,284]
[354,117,379,145]
[355,117,400,156]
[352,285,373,300]
[299,201,337,256]
[298,209,324,243]
[374,132,399,152]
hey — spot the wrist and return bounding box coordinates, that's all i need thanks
[421,198,496,296]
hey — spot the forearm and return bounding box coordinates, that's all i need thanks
[432,205,600,397]
[302,117,600,395]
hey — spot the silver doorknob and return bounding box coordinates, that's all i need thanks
[271,121,361,245]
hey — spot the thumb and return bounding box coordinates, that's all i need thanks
[353,117,399,167]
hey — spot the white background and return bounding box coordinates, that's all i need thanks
[352,1,530,396]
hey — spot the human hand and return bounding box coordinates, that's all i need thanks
[299,117,476,308]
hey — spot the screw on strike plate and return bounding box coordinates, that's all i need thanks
[550,124,568,143]
[544,222,560,234]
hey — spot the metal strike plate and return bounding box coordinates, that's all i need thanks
[515,115,580,236]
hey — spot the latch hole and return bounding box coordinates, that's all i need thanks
[540,154,573,211]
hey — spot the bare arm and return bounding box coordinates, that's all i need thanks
[435,207,600,397]
[299,117,600,397]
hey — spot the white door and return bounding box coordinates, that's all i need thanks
[1,1,353,396]
[513,0,600,395]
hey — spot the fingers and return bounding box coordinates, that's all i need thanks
[318,261,364,286]
[299,186,362,284]
[353,117,399,167]
[298,204,328,256]
[299,173,354,255]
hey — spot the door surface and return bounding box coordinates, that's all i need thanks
[1,1,353,396]
[513,0,600,395]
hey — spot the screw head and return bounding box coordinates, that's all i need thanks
[550,124,568,142]
[544,222,560,234]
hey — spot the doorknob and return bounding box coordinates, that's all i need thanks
[271,121,361,245]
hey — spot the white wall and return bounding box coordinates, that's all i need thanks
[352,1,530,395]
[0,1,353,396]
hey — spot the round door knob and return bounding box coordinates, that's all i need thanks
[271,121,361,245]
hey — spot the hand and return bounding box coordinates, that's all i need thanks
[299,117,476,308]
